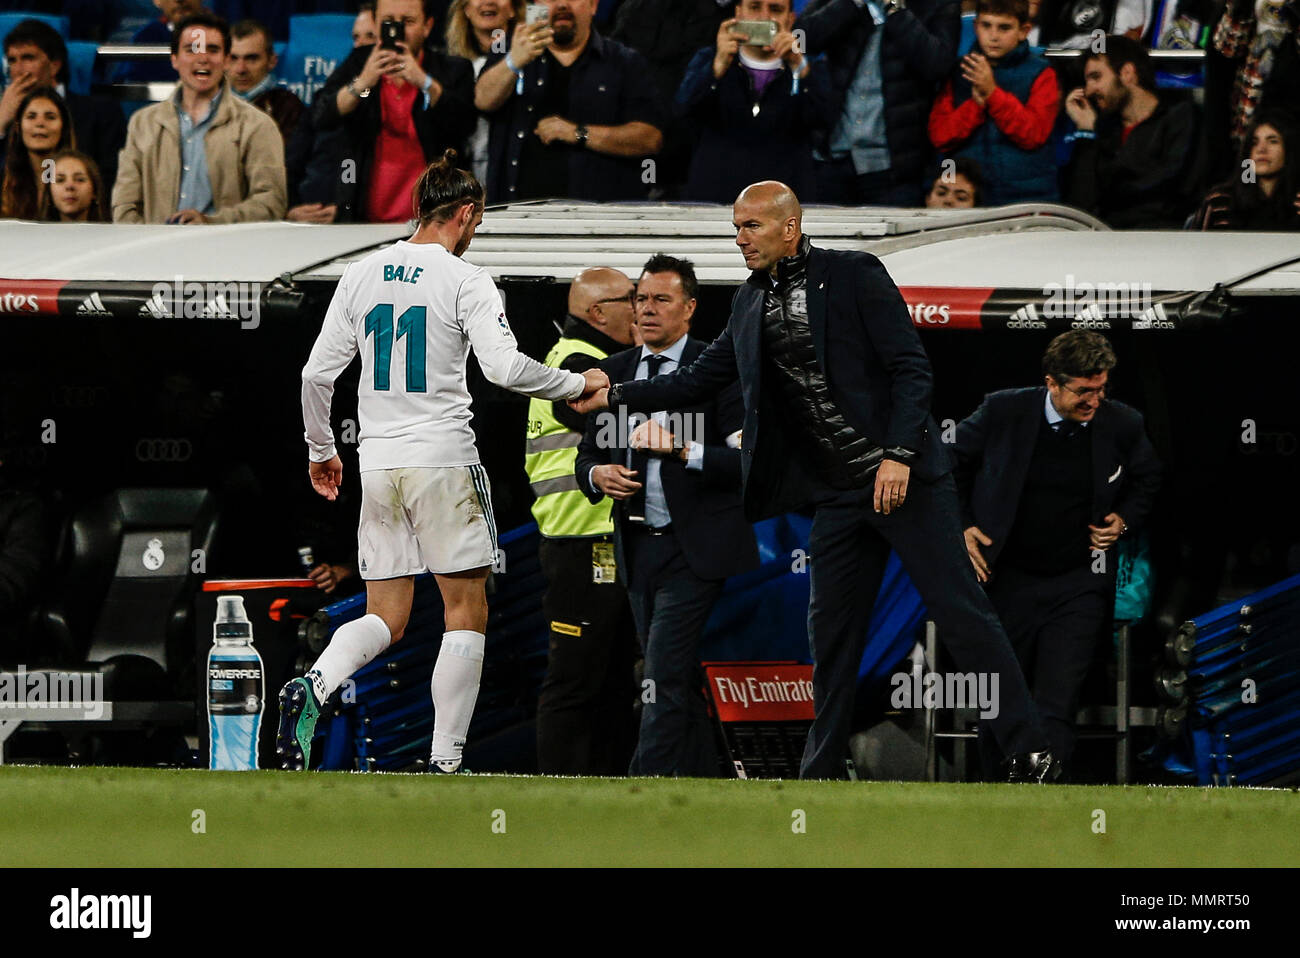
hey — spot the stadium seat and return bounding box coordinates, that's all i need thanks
[0,13,69,47]
[281,14,354,106]
[38,488,218,699]
[64,40,97,96]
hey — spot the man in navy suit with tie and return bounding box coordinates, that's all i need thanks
[573,182,1057,781]
[956,331,1161,780]
[575,254,758,776]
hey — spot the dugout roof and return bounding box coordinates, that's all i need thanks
[0,206,1297,331]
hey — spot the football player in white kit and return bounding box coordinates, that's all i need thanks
[282,150,608,772]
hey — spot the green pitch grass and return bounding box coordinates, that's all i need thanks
[2,765,1296,866]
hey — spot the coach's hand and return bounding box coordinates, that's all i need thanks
[592,464,642,500]
[873,459,910,514]
[964,525,993,582]
[569,388,608,413]
[1088,512,1126,551]
[309,455,343,501]
[629,419,677,456]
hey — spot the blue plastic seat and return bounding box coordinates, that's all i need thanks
[65,40,98,96]
[281,14,355,105]
[0,12,70,45]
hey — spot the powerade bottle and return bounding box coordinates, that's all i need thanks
[207,595,264,770]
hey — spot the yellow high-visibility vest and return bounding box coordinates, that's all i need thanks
[525,336,613,538]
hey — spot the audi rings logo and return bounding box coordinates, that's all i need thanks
[135,438,193,463]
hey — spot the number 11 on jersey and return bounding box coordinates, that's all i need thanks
[364,303,427,392]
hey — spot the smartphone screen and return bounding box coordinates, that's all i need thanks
[525,4,550,26]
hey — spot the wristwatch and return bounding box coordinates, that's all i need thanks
[574,123,589,148]
[347,79,371,98]
[883,0,906,14]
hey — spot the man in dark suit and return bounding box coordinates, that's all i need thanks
[956,330,1161,780]
[312,0,475,222]
[0,19,126,193]
[573,182,1055,781]
[575,254,758,777]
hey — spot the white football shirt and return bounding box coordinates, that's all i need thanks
[302,240,584,472]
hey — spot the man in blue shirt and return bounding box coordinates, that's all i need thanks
[576,255,758,776]
[798,0,960,205]
[113,13,286,223]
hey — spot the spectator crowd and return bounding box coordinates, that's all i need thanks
[1,0,1299,228]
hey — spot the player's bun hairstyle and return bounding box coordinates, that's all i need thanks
[412,149,485,226]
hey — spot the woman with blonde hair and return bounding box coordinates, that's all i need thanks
[445,0,525,183]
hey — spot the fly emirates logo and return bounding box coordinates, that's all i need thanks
[713,674,813,709]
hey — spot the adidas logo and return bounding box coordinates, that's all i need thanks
[1070,306,1110,329]
[202,293,233,319]
[76,291,112,317]
[1132,303,1176,330]
[1006,303,1046,329]
[138,291,172,318]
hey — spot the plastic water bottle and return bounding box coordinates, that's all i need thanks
[207,595,264,770]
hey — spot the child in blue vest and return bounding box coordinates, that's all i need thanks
[928,0,1060,206]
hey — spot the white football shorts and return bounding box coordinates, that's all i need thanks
[357,465,498,579]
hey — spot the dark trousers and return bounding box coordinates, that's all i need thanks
[535,536,638,776]
[801,473,1047,779]
[625,527,724,777]
[978,563,1114,776]
[814,157,924,207]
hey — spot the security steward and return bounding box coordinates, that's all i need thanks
[526,266,640,775]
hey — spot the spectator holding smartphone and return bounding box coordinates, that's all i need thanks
[675,0,836,202]
[475,0,665,203]
[928,0,1058,205]
[113,13,287,224]
[45,149,108,222]
[313,0,476,222]
[446,0,526,185]
[1,87,74,220]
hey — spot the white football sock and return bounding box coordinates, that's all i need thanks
[430,630,485,771]
[305,613,391,704]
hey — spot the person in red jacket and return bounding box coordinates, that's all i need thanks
[928,0,1059,205]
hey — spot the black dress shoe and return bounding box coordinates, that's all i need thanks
[1007,749,1061,784]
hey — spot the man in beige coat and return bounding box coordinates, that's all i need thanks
[113,12,286,224]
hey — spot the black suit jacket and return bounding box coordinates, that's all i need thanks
[613,242,953,521]
[311,43,476,222]
[68,92,126,195]
[954,386,1162,570]
[575,337,758,582]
